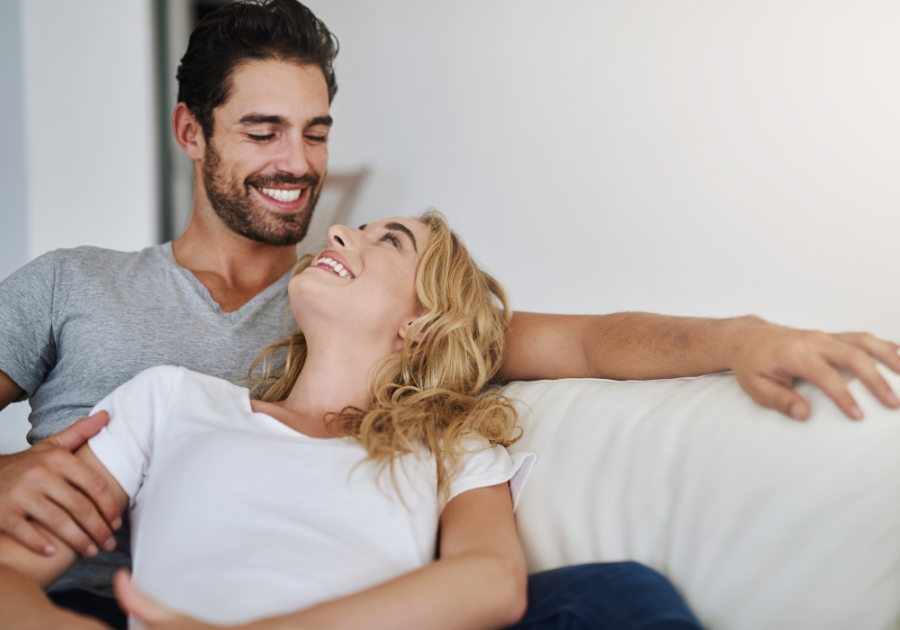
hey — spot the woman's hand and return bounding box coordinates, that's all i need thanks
[114,570,218,630]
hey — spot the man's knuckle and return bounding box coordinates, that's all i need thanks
[21,464,49,484]
[807,330,830,346]
[87,477,108,496]
[45,448,70,467]
[71,498,94,519]
[10,520,35,541]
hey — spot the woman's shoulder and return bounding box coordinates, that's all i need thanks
[447,437,536,511]
[127,365,245,398]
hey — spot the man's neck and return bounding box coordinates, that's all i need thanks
[171,218,297,313]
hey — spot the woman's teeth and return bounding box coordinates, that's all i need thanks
[316,257,352,278]
[259,187,302,203]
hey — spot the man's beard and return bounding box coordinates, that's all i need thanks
[202,142,321,247]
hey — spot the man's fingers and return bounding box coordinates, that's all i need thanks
[8,456,117,555]
[836,332,900,379]
[742,374,810,421]
[13,490,100,557]
[0,511,57,556]
[47,411,110,452]
[828,345,900,410]
[54,452,122,534]
[39,479,117,554]
[802,361,863,420]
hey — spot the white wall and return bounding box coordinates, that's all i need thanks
[312,0,900,340]
[0,0,32,454]
[22,0,158,255]
[0,0,157,452]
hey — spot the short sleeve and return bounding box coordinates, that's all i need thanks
[87,365,181,504]
[446,439,536,512]
[0,251,59,400]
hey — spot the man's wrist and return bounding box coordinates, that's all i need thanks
[715,315,765,371]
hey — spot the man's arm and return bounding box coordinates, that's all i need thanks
[500,311,900,421]
[0,443,129,628]
[0,369,23,411]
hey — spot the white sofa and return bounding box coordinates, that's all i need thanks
[500,365,900,630]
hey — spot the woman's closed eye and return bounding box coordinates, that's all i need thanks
[380,231,401,248]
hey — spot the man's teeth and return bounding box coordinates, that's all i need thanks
[259,187,302,203]
[316,257,352,278]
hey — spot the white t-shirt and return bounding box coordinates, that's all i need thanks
[88,366,535,625]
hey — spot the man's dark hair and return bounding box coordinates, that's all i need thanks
[176,0,338,140]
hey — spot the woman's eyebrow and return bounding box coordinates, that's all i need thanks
[384,222,418,252]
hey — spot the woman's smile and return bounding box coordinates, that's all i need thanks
[312,250,355,278]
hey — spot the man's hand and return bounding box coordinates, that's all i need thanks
[0,412,122,558]
[725,317,900,421]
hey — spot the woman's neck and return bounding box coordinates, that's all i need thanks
[265,333,392,436]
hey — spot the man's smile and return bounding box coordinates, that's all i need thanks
[250,184,309,211]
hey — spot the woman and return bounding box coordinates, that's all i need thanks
[0,213,702,629]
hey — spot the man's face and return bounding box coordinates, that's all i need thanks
[200,59,332,246]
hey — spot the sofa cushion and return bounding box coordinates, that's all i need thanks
[501,366,900,630]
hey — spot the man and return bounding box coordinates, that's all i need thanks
[1,0,898,626]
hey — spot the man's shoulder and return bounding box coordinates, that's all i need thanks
[51,244,165,270]
[45,244,172,293]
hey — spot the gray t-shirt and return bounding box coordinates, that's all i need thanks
[0,243,293,595]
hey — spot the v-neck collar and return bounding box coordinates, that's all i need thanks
[159,242,293,322]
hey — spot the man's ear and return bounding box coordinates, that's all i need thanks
[172,102,206,161]
[398,321,425,345]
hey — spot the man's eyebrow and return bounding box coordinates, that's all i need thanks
[237,114,333,128]
[308,115,334,127]
[238,114,290,126]
[385,222,417,253]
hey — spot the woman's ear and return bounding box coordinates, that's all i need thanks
[398,321,425,345]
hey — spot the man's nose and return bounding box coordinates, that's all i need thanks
[274,134,310,177]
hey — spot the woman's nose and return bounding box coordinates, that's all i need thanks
[327,224,353,249]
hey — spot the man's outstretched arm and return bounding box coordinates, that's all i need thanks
[500,311,900,421]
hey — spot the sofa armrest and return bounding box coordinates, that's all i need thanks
[501,366,900,630]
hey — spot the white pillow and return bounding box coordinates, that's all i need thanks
[501,366,900,630]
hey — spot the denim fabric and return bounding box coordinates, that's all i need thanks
[48,589,127,629]
[508,562,703,630]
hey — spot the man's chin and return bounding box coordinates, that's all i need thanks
[238,209,313,246]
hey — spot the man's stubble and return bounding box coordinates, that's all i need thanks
[202,141,322,247]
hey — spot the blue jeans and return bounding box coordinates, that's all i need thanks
[509,562,704,630]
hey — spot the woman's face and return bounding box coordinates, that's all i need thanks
[289,217,430,349]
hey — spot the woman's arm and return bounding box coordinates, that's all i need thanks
[121,483,528,630]
[283,483,528,630]
[0,444,129,627]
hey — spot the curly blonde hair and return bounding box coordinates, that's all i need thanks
[246,211,520,499]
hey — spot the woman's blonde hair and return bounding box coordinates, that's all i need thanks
[246,210,520,499]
